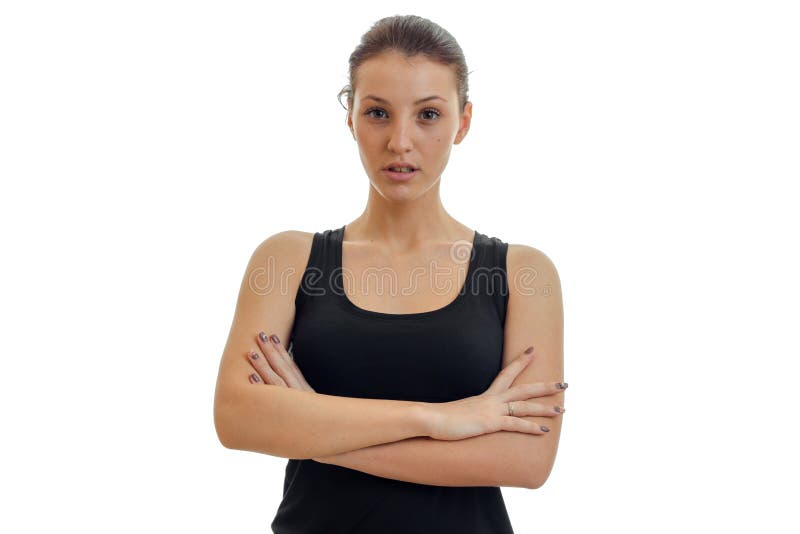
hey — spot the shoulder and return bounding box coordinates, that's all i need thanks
[245,230,317,286]
[500,242,565,489]
[506,243,561,300]
[249,230,314,264]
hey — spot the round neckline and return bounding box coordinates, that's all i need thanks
[335,224,480,319]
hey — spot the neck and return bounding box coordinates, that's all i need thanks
[345,184,469,250]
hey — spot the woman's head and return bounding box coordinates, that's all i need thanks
[338,15,471,115]
[339,15,473,200]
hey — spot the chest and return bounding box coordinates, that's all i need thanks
[289,297,504,402]
[340,242,473,315]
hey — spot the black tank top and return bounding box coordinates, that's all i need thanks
[271,225,514,534]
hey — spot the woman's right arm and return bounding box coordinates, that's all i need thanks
[213,231,431,459]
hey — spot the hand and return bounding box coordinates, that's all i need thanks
[424,346,566,441]
[245,331,315,393]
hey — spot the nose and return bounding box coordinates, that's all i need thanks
[387,118,413,153]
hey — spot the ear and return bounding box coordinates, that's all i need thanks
[453,101,472,145]
[346,112,356,140]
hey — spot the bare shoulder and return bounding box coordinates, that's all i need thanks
[502,242,565,489]
[250,229,315,267]
[506,243,561,297]
[243,230,316,295]
[501,241,564,369]
[214,229,315,409]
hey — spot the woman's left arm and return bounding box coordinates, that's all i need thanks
[250,244,565,489]
[312,428,550,488]
[314,245,566,489]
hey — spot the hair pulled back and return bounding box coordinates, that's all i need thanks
[337,15,471,115]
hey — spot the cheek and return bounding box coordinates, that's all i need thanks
[358,135,381,151]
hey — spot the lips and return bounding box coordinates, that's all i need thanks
[383,161,418,171]
[382,167,419,181]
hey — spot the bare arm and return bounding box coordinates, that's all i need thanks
[499,244,565,487]
[213,231,430,459]
[217,384,430,459]
[313,431,542,489]
[313,244,566,489]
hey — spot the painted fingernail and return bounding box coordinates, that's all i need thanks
[250,352,259,360]
[270,334,280,344]
[553,406,563,413]
[524,346,534,354]
[540,425,550,432]
[259,332,268,343]
[556,382,568,389]
[250,372,261,383]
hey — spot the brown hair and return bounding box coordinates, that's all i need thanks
[337,15,471,115]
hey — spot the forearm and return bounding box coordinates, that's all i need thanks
[215,385,430,459]
[314,430,535,489]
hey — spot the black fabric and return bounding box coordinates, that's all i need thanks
[271,225,513,534]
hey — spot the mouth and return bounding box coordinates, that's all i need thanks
[381,167,419,181]
[383,165,418,173]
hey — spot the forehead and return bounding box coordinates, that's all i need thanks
[354,51,457,104]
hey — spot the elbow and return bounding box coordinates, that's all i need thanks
[214,387,285,456]
[214,393,247,451]
[525,470,546,490]
[505,435,557,489]
[214,403,237,450]
[524,459,556,490]
[216,425,238,451]
[507,462,545,490]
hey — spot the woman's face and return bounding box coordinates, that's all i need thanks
[347,50,472,199]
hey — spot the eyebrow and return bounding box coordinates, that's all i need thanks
[363,95,447,105]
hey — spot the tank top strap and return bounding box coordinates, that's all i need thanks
[294,226,344,313]
[468,231,510,328]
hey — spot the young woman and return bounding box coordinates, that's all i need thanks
[213,15,566,533]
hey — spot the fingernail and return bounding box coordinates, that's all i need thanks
[250,352,259,360]
[250,373,261,383]
[270,334,280,344]
[556,382,568,389]
[553,406,563,413]
[524,346,534,354]
[258,332,268,343]
[540,425,550,432]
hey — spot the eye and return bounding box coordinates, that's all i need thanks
[363,107,442,121]
[364,107,387,119]
[420,107,441,121]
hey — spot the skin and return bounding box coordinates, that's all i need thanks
[238,49,566,488]
[335,50,479,314]
[347,49,471,213]
[344,49,477,262]
[246,333,565,437]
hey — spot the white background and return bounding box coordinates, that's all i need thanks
[1,1,798,532]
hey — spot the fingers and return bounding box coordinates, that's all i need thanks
[256,331,304,388]
[247,349,287,386]
[254,331,317,392]
[486,346,535,394]
[506,400,566,418]
[500,416,552,435]
[272,336,315,392]
[503,381,568,402]
[248,372,261,384]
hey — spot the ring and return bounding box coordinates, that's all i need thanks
[507,401,514,417]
